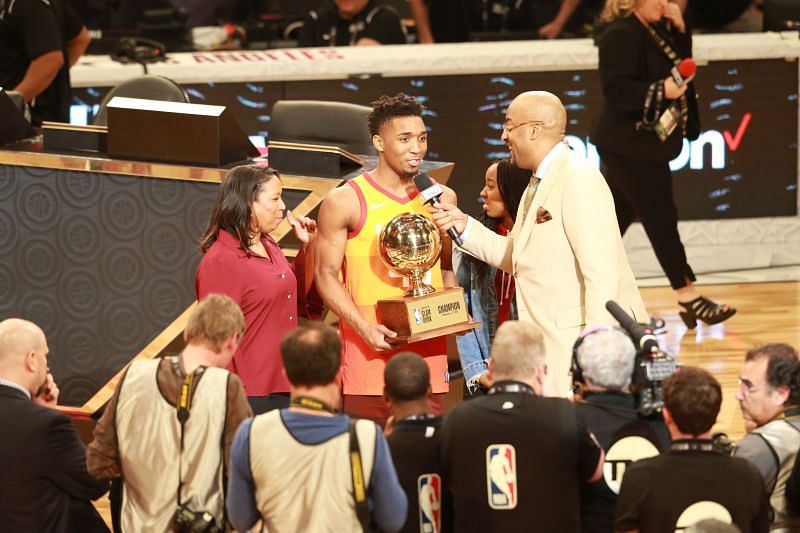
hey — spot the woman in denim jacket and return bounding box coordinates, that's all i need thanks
[454,159,530,395]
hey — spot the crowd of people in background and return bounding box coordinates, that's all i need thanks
[0,0,772,126]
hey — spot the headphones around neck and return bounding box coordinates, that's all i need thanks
[111,37,167,66]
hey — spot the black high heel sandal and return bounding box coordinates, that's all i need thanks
[678,296,736,329]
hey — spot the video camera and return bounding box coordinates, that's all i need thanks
[606,301,679,418]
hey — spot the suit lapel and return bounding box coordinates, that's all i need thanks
[535,148,569,207]
[512,147,570,271]
[517,146,570,239]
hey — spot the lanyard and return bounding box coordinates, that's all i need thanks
[401,413,436,422]
[641,23,689,135]
[172,357,207,506]
[670,439,714,452]
[489,381,535,395]
[291,395,338,414]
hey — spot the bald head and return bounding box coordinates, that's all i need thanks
[0,318,49,394]
[0,318,45,365]
[503,91,567,171]
[512,91,567,137]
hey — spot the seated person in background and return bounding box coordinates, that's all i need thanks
[227,322,407,533]
[0,318,108,532]
[454,159,529,396]
[384,352,449,533]
[733,343,800,526]
[87,294,252,532]
[409,0,587,42]
[440,320,603,532]
[572,325,669,533]
[298,0,407,46]
[615,366,769,533]
[0,0,90,125]
[538,0,604,38]
[674,0,758,33]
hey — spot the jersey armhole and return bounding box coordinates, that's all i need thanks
[347,180,367,239]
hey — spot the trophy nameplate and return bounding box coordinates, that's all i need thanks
[377,287,480,343]
[375,212,480,343]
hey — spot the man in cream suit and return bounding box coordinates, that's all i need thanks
[431,91,648,396]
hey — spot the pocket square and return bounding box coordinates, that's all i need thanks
[535,207,552,224]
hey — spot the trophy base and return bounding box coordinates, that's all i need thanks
[376,287,481,343]
[394,320,481,344]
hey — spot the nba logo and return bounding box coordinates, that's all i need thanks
[417,473,441,533]
[486,444,517,510]
[413,307,423,325]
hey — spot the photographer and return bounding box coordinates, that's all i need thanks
[227,323,407,533]
[87,294,252,532]
[615,367,769,533]
[733,343,800,527]
[573,325,669,533]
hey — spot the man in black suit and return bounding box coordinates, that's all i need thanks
[0,318,108,532]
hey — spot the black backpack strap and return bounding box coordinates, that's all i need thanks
[349,419,371,532]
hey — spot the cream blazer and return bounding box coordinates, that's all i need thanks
[462,146,649,396]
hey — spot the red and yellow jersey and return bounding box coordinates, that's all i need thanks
[341,172,448,395]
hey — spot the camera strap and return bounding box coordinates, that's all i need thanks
[290,395,337,414]
[172,357,206,507]
[348,419,371,532]
[176,370,194,506]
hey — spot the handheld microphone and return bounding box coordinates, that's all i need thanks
[605,300,659,354]
[670,57,697,88]
[413,172,464,247]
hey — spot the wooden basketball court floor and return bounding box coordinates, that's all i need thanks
[638,278,800,441]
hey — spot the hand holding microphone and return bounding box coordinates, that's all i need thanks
[664,57,696,99]
[415,173,465,247]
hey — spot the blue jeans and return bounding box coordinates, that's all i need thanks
[454,249,517,394]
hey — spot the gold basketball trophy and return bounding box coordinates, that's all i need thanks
[376,212,479,342]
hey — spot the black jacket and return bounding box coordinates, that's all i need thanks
[0,384,108,532]
[590,15,700,163]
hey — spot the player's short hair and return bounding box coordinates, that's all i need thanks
[367,93,424,136]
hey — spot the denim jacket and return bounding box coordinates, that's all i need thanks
[453,247,517,394]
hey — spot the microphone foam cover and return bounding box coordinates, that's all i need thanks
[413,172,433,190]
[679,58,697,79]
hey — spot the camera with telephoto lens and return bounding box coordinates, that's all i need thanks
[170,504,221,533]
[606,301,679,418]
